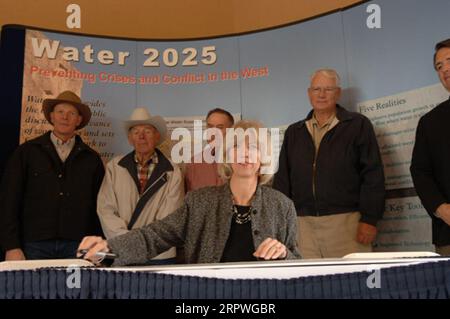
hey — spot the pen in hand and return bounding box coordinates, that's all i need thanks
[77,236,115,265]
[77,249,117,261]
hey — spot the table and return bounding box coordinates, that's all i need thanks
[1,257,449,299]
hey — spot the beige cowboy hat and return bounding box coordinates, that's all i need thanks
[42,91,91,129]
[124,107,167,146]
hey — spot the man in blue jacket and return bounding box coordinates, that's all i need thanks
[0,91,104,260]
[411,39,450,256]
[273,69,385,258]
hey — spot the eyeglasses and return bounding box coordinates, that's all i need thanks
[309,87,338,95]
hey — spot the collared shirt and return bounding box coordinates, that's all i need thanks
[134,152,158,195]
[306,113,339,156]
[306,113,339,197]
[184,145,223,192]
[50,132,76,162]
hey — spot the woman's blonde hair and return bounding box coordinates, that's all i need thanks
[218,119,273,185]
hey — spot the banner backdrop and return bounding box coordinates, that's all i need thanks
[6,0,450,252]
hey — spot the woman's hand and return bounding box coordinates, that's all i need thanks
[253,237,287,260]
[77,236,110,264]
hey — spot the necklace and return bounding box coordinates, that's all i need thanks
[232,204,252,224]
[230,188,255,224]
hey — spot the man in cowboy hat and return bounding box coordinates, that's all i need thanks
[96,107,184,264]
[0,90,105,260]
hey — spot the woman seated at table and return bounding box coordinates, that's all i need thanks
[78,120,300,265]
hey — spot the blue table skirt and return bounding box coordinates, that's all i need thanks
[1,260,449,299]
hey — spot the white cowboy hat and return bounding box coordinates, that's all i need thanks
[124,107,167,145]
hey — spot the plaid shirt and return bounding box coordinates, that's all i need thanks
[134,152,158,195]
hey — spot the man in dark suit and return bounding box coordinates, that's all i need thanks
[411,38,450,256]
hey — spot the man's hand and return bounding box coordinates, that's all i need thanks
[356,222,377,245]
[5,248,26,261]
[436,203,450,226]
[253,237,287,260]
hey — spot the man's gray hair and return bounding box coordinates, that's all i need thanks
[310,69,341,87]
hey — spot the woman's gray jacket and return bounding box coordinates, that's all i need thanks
[108,183,300,265]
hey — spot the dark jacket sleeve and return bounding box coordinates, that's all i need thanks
[94,157,105,194]
[0,148,26,251]
[410,117,445,217]
[273,126,292,198]
[108,196,189,266]
[91,156,106,236]
[357,117,385,225]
